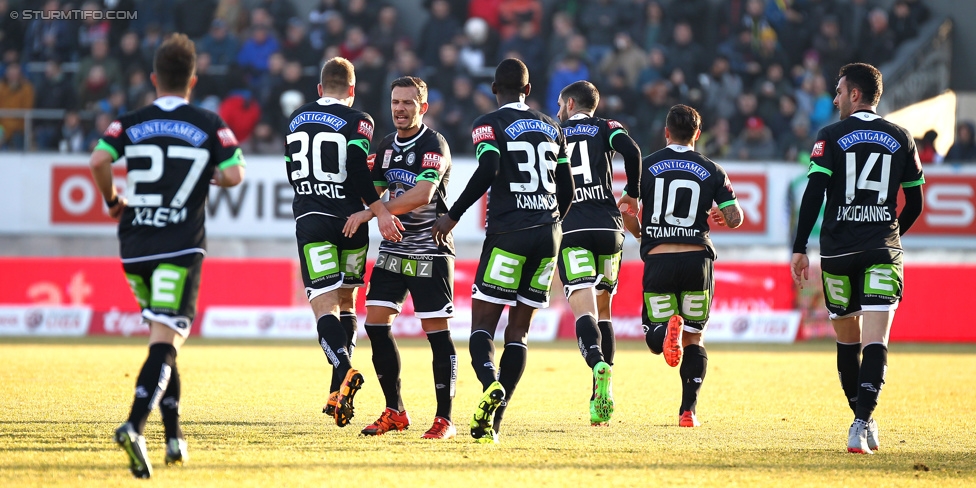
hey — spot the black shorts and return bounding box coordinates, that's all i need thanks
[820,248,904,319]
[295,214,369,301]
[557,230,624,298]
[641,250,713,332]
[473,223,561,308]
[122,251,204,338]
[366,253,454,318]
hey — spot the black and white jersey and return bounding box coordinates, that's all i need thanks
[371,125,453,255]
[560,114,628,233]
[286,97,375,221]
[470,102,568,234]
[638,144,737,259]
[808,110,925,256]
[95,96,245,261]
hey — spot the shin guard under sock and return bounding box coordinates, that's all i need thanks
[679,345,708,413]
[575,314,604,368]
[855,343,888,422]
[468,329,497,390]
[427,330,457,420]
[598,320,615,365]
[127,343,176,434]
[365,324,403,411]
[836,342,861,414]
[317,314,351,383]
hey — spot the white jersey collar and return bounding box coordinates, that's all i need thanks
[316,97,345,106]
[500,102,529,111]
[851,111,882,121]
[395,124,428,147]
[154,96,188,111]
[569,113,592,120]
[666,143,694,152]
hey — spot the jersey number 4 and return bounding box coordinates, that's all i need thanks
[125,144,210,208]
[845,152,891,204]
[566,140,593,185]
[507,141,558,193]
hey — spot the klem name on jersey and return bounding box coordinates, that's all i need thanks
[505,119,558,140]
[836,130,901,153]
[648,159,711,181]
[836,205,892,222]
[289,111,347,132]
[126,120,208,147]
[563,124,599,138]
[132,207,187,228]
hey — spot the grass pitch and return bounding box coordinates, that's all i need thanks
[1,339,974,487]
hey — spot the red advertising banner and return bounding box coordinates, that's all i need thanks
[50,166,127,224]
[710,172,768,234]
[899,174,976,235]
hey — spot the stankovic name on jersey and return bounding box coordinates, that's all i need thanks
[644,226,701,238]
[836,204,892,222]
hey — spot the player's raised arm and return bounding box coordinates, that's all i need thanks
[433,122,499,245]
[610,121,642,216]
[552,120,575,219]
[210,124,246,188]
[346,117,403,241]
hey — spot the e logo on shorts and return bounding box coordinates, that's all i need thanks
[680,291,710,321]
[484,248,526,290]
[304,242,339,279]
[865,264,900,297]
[150,264,188,311]
[562,247,595,281]
[644,292,678,321]
[531,257,556,292]
[822,271,851,307]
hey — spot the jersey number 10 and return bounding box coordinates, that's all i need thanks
[648,178,701,228]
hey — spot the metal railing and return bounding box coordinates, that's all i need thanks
[0,108,79,152]
[878,16,954,115]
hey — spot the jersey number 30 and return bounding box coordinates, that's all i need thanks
[287,131,348,183]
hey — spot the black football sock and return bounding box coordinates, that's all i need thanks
[598,320,616,365]
[127,343,176,435]
[159,362,183,440]
[679,345,708,414]
[836,342,861,414]
[469,329,497,390]
[317,314,351,383]
[340,312,358,358]
[365,324,403,411]
[576,314,604,368]
[493,342,528,433]
[427,330,457,420]
[855,343,888,422]
[645,324,666,355]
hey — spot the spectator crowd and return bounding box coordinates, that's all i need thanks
[0,0,972,163]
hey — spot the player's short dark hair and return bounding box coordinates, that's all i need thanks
[494,58,529,95]
[320,57,356,93]
[560,80,600,112]
[153,33,196,92]
[666,104,702,143]
[390,76,428,104]
[838,62,883,106]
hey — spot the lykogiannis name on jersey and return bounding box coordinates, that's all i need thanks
[505,119,558,140]
[837,130,901,153]
[648,159,711,181]
[126,120,208,146]
[563,124,599,137]
[289,112,347,132]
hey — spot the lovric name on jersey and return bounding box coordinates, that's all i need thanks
[293,180,345,198]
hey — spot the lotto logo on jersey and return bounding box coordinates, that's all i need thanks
[358,120,374,139]
[422,152,441,169]
[217,128,239,148]
[607,120,624,130]
[104,121,122,138]
[811,140,826,158]
[471,125,495,144]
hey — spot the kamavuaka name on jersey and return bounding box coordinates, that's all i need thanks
[131,206,187,228]
[563,124,599,138]
[126,119,208,146]
[643,226,701,238]
[648,159,711,181]
[516,192,556,210]
[288,111,347,132]
[837,130,901,153]
[504,118,558,140]
[836,204,892,222]
[573,183,607,203]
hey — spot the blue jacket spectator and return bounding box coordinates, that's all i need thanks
[237,26,280,73]
[199,20,240,66]
[546,54,588,116]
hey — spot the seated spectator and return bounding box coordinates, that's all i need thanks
[77,1,111,54]
[890,1,921,46]
[263,61,312,135]
[499,21,545,77]
[469,0,502,31]
[140,24,165,68]
[368,5,406,62]
[699,55,743,122]
[636,80,671,151]
[598,32,647,89]
[636,45,668,93]
[0,64,34,149]
[768,93,803,143]
[546,54,588,117]
[718,26,762,86]
[778,115,814,163]
[860,8,897,67]
[215,0,250,38]
[807,74,836,130]
[0,0,25,57]
[125,68,153,111]
[442,76,480,153]
[58,111,86,153]
[339,26,368,63]
[812,15,849,82]
[916,130,942,164]
[429,44,464,96]
[353,47,389,130]
[597,70,639,130]
[636,1,666,51]
[667,22,705,82]
[76,40,123,101]
[237,25,280,75]
[753,27,790,75]
[665,67,701,108]
[33,60,76,149]
[85,111,113,152]
[458,18,497,77]
[95,88,128,118]
[730,116,777,160]
[729,92,760,138]
[175,0,218,39]
[578,0,627,64]
[21,0,74,63]
[754,63,793,127]
[256,0,297,38]
[418,0,461,68]
[546,11,576,64]
[117,31,151,76]
[198,19,240,66]
[699,117,732,159]
[945,122,976,163]
[498,0,543,41]
[343,0,374,32]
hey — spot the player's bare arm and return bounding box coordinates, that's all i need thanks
[622,211,641,239]
[88,149,126,220]
[618,193,639,216]
[710,203,744,229]
[343,182,435,237]
[211,164,245,188]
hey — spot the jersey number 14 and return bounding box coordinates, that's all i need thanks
[845,152,891,204]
